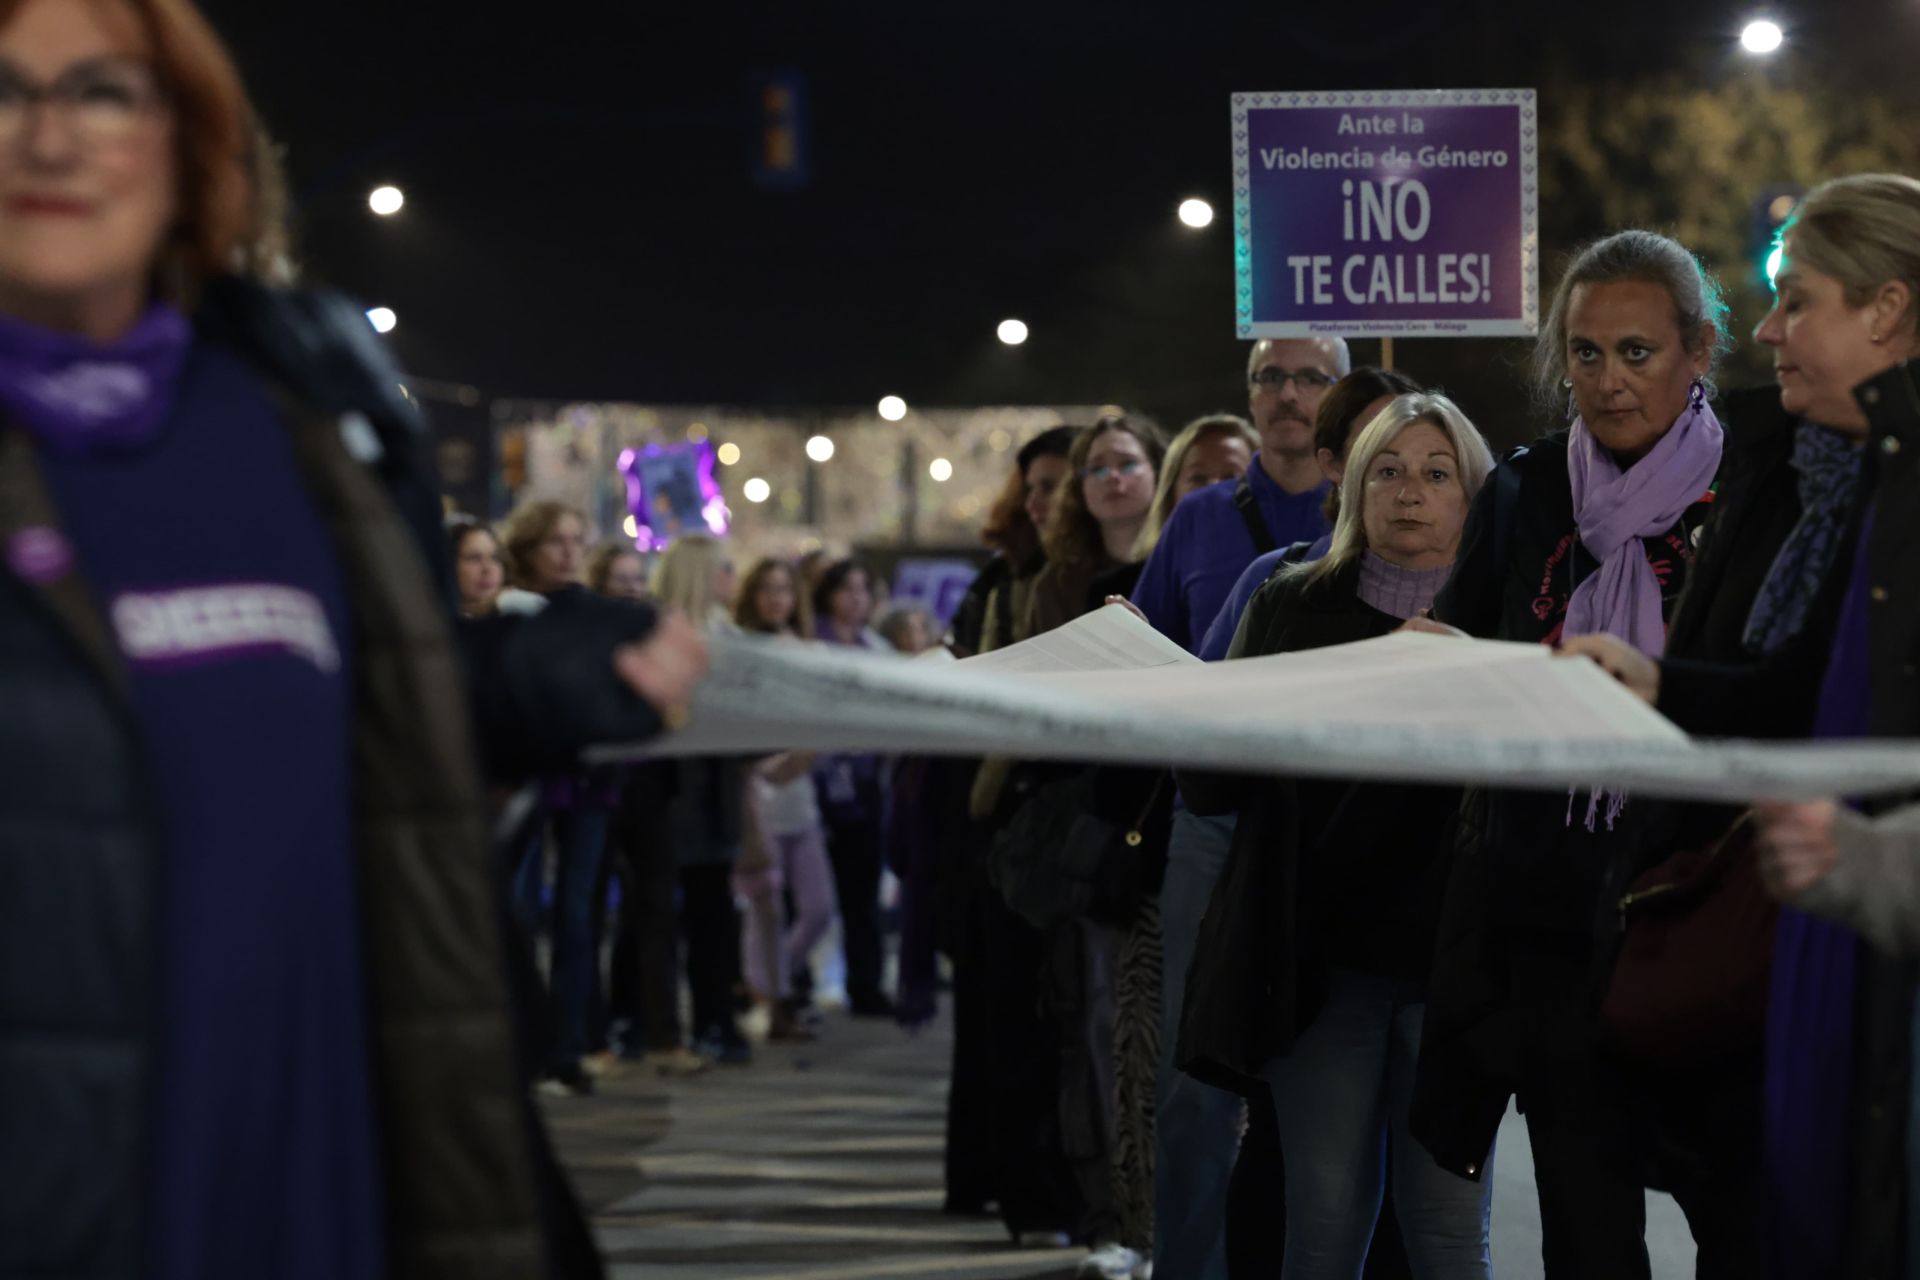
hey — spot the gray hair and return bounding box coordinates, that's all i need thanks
[1246,336,1355,382]
[1531,230,1732,413]
[1293,392,1495,588]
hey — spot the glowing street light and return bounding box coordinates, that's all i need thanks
[1740,18,1783,54]
[878,395,908,422]
[1178,197,1214,229]
[365,307,397,334]
[743,477,772,503]
[805,434,836,462]
[997,318,1029,346]
[368,185,405,216]
[929,457,954,483]
[716,442,741,466]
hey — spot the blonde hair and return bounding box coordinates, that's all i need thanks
[499,499,585,589]
[1785,174,1920,333]
[1132,414,1257,560]
[1293,393,1495,588]
[650,534,732,626]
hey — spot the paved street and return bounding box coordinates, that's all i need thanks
[548,1010,1698,1279]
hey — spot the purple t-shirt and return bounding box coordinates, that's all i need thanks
[1130,454,1331,654]
[38,344,383,1280]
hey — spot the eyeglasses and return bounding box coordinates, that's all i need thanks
[1081,460,1147,482]
[0,59,169,150]
[1250,367,1336,392]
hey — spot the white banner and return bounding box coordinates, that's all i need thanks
[590,607,1920,805]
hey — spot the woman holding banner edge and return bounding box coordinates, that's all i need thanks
[1561,174,1920,1280]
[1403,229,1735,1279]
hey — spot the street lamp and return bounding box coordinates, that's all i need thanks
[1740,18,1784,54]
[806,434,835,462]
[368,185,405,216]
[1178,197,1214,229]
[997,318,1029,346]
[366,307,397,334]
[878,395,908,421]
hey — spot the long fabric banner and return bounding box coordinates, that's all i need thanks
[590,606,1920,805]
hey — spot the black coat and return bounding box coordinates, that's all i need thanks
[0,280,659,1280]
[1175,560,1460,1095]
[1409,427,1719,1180]
[1655,365,1920,1280]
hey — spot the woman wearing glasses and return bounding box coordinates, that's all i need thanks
[1025,413,1169,636]
[0,1,703,1276]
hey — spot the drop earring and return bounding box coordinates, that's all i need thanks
[1689,379,1707,410]
[1563,378,1576,422]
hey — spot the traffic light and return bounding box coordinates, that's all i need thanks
[750,72,809,190]
[1751,184,1803,287]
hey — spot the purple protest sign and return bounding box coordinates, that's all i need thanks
[1231,89,1538,338]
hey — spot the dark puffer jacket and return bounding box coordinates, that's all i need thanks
[0,280,662,1280]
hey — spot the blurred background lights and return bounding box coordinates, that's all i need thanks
[368,185,404,216]
[806,434,836,462]
[365,307,397,334]
[716,442,741,466]
[929,457,953,482]
[997,318,1029,346]
[1740,19,1783,53]
[743,477,772,503]
[878,395,908,421]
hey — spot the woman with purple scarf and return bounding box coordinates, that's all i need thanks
[1567,175,1920,1280]
[1404,230,1733,1279]
[0,1,706,1276]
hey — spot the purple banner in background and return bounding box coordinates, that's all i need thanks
[1231,89,1538,338]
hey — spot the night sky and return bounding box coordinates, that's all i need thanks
[198,0,1910,435]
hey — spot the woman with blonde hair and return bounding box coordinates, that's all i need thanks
[1182,393,1497,1276]
[1131,413,1257,562]
[0,0,703,1272]
[653,536,757,1061]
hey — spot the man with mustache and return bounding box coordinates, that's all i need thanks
[1131,335,1348,1280]
[1131,337,1349,651]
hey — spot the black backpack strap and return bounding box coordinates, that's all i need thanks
[1233,477,1279,555]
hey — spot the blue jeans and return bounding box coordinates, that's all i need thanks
[1153,809,1245,1280]
[515,806,614,1068]
[1263,967,1493,1279]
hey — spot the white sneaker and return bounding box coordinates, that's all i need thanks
[1077,1244,1145,1279]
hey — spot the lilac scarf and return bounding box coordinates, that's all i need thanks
[1564,398,1723,826]
[0,304,192,455]
[1563,397,1724,657]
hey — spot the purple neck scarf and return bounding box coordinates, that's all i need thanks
[1563,397,1724,659]
[0,303,193,455]
[1563,396,1722,828]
